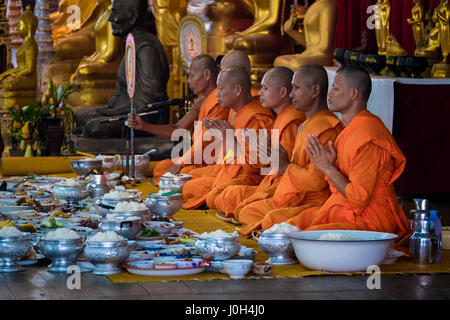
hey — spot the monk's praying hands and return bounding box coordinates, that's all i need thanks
[203,118,233,138]
[305,134,336,173]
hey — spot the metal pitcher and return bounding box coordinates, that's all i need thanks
[409,212,440,265]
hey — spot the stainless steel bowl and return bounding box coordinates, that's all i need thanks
[195,236,241,261]
[119,155,150,180]
[37,238,84,272]
[52,184,89,204]
[0,235,32,272]
[97,156,118,173]
[110,210,152,221]
[71,159,103,176]
[158,174,192,191]
[99,219,143,240]
[84,240,130,275]
[87,175,111,198]
[256,232,297,265]
[144,193,183,218]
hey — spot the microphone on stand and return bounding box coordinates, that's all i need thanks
[99,99,182,123]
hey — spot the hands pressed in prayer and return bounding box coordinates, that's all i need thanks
[305,134,336,174]
[202,118,232,139]
[305,134,349,196]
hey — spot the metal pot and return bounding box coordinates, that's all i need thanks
[52,184,89,205]
[255,232,297,265]
[99,218,143,240]
[195,236,241,261]
[37,237,84,272]
[84,240,130,275]
[0,235,32,272]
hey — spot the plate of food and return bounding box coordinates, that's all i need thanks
[18,249,45,266]
[135,227,164,240]
[123,258,210,277]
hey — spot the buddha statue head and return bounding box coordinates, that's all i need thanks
[108,0,148,37]
[18,5,38,40]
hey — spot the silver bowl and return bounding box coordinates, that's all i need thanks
[110,209,152,221]
[144,193,184,218]
[195,236,241,261]
[0,235,32,272]
[256,232,297,265]
[52,184,89,205]
[159,174,192,191]
[99,219,143,240]
[37,238,84,272]
[71,159,103,176]
[97,156,118,173]
[84,240,130,275]
[119,155,150,180]
[87,175,111,198]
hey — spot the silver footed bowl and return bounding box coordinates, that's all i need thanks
[195,236,241,261]
[0,235,32,272]
[84,240,130,275]
[159,174,192,191]
[109,209,152,221]
[37,238,84,272]
[256,232,297,265]
[144,193,184,218]
[119,155,150,180]
[97,156,118,173]
[99,219,143,240]
[71,159,103,176]
[52,184,89,204]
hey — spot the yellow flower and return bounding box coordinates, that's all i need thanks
[20,140,25,150]
[49,98,54,105]
[12,121,21,131]
[22,121,31,140]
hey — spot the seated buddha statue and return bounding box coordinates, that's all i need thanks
[42,0,109,101]
[273,0,338,72]
[415,1,444,60]
[68,0,123,107]
[0,5,38,110]
[72,0,170,139]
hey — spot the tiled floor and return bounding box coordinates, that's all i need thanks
[1,260,449,300]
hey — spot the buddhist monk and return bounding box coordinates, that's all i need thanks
[182,67,275,209]
[236,64,344,237]
[177,50,260,182]
[286,65,411,242]
[127,54,229,184]
[213,67,306,221]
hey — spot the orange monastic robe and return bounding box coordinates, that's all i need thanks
[152,88,229,184]
[182,99,275,209]
[236,110,344,237]
[287,110,411,241]
[213,105,306,218]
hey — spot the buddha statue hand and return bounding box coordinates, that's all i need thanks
[96,105,132,117]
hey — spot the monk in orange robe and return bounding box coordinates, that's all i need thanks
[213,67,306,220]
[182,67,275,209]
[127,54,229,185]
[287,65,410,243]
[236,65,344,237]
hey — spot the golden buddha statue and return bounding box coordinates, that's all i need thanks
[415,1,444,60]
[273,0,338,72]
[225,0,289,80]
[68,0,123,107]
[153,0,188,99]
[283,4,307,46]
[407,0,425,47]
[50,0,99,41]
[431,0,450,78]
[0,5,38,109]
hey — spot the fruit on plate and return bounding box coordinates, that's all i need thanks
[16,223,36,233]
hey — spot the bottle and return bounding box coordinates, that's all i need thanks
[429,210,442,262]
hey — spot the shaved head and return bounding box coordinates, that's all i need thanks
[220,50,251,74]
[336,65,372,102]
[220,67,252,93]
[191,54,219,79]
[264,67,294,92]
[295,64,329,102]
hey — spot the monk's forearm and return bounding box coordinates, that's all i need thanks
[141,122,178,139]
[324,166,350,196]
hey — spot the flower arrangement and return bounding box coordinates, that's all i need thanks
[42,80,80,121]
[9,103,45,155]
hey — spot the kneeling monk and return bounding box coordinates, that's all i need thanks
[287,65,410,242]
[182,67,275,209]
[213,67,306,218]
[236,65,344,237]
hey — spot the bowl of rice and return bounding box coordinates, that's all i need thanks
[195,230,241,261]
[112,201,152,221]
[38,228,84,272]
[287,230,398,272]
[0,226,32,272]
[83,231,130,275]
